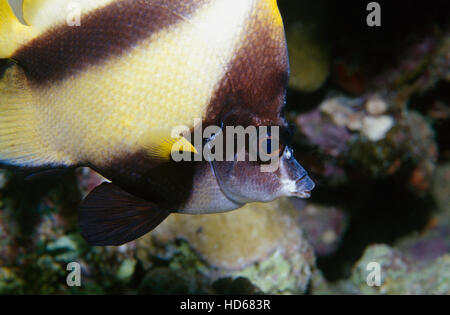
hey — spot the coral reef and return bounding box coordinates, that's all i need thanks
[138,198,315,294]
[281,0,331,93]
[0,0,449,295]
[286,21,330,93]
[292,199,348,257]
[349,245,449,295]
[296,95,438,184]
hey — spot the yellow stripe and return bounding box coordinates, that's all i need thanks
[29,0,255,167]
[0,0,32,57]
[0,66,75,167]
[1,0,116,58]
[266,0,283,27]
[0,0,286,168]
[23,0,115,29]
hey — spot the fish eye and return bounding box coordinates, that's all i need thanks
[258,134,276,155]
[284,146,292,160]
[266,136,273,154]
[258,132,284,162]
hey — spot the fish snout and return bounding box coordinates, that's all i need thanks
[279,146,316,199]
[293,174,315,198]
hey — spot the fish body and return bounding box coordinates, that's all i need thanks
[0,0,315,246]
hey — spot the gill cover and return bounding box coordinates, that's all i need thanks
[211,144,315,203]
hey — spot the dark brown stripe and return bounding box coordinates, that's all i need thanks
[0,59,14,78]
[13,0,206,86]
[90,150,198,210]
[205,3,289,128]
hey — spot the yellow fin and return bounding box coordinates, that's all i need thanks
[0,65,75,167]
[1,0,116,58]
[0,0,35,57]
[266,0,283,27]
[139,130,198,161]
[7,0,27,24]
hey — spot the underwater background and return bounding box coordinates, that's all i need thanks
[0,0,449,294]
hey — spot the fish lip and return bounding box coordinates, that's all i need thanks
[294,190,311,199]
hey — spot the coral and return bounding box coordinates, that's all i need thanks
[138,267,193,295]
[293,200,348,257]
[212,276,261,295]
[432,163,450,218]
[286,21,330,93]
[350,245,450,295]
[0,0,448,296]
[136,198,316,294]
[296,94,438,186]
[0,267,23,294]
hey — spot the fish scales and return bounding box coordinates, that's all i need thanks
[0,0,315,246]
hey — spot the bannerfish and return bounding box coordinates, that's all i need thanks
[0,0,315,246]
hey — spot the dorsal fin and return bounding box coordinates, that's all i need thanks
[0,0,35,57]
[7,0,27,25]
[0,0,115,58]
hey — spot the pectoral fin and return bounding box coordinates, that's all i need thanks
[79,182,170,246]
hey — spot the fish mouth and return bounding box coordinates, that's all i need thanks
[293,175,314,199]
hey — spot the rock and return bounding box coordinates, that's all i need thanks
[298,93,437,183]
[0,205,15,266]
[292,200,348,257]
[432,163,450,217]
[361,116,395,142]
[384,163,450,271]
[365,96,388,116]
[45,235,83,263]
[0,170,7,190]
[350,244,450,295]
[138,267,193,295]
[320,97,365,131]
[377,29,450,98]
[318,96,396,141]
[0,267,23,294]
[212,276,261,295]
[297,108,353,157]
[137,198,316,294]
[396,227,449,269]
[427,34,450,85]
[116,258,137,283]
[286,21,330,93]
